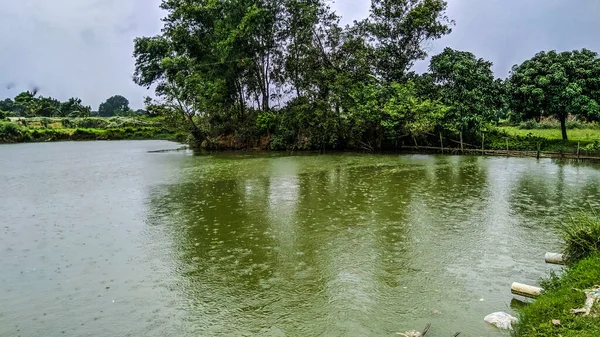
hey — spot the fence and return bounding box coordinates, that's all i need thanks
[401,131,600,162]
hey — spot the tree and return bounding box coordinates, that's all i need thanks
[132,0,456,149]
[508,49,600,140]
[37,96,61,117]
[14,91,40,117]
[98,95,131,117]
[59,98,92,117]
[428,48,497,133]
[0,98,14,113]
[366,0,453,82]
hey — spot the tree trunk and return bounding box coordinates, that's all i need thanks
[560,115,568,141]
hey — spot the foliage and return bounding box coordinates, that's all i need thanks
[366,0,453,82]
[517,120,594,130]
[0,92,93,118]
[0,118,184,144]
[0,121,25,142]
[59,98,92,117]
[132,0,455,149]
[98,95,131,117]
[498,126,600,145]
[427,47,498,134]
[508,49,600,140]
[560,210,600,263]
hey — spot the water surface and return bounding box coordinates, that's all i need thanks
[2,141,600,336]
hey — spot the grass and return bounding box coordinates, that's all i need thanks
[561,211,600,263]
[498,126,600,144]
[515,211,600,337]
[515,256,600,337]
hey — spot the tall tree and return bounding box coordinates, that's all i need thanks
[14,91,40,117]
[59,98,92,117]
[98,95,131,117]
[428,48,497,133]
[508,49,600,140]
[366,0,453,82]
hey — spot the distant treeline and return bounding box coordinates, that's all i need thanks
[0,93,146,119]
[131,0,600,150]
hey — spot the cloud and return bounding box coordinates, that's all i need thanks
[331,0,600,77]
[0,0,162,109]
[1,0,599,109]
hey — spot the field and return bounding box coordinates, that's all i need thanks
[498,126,600,144]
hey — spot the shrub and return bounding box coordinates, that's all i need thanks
[0,121,24,142]
[561,210,600,263]
[75,118,109,129]
[518,120,539,130]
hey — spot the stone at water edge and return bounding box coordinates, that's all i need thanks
[484,312,518,330]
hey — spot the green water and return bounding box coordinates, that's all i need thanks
[2,141,600,336]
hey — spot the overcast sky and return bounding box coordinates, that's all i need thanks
[1,0,599,110]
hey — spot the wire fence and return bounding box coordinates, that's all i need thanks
[402,130,600,162]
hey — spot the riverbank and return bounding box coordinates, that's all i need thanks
[515,255,600,337]
[0,118,187,143]
[4,117,600,163]
[515,212,600,337]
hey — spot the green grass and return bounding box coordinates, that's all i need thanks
[498,127,600,144]
[561,211,600,263]
[515,256,600,337]
[515,212,600,337]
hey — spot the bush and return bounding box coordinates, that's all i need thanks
[518,119,597,130]
[518,120,540,130]
[76,118,109,129]
[0,121,25,142]
[561,210,600,263]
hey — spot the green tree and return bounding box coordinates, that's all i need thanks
[0,98,14,113]
[37,96,61,117]
[98,95,131,117]
[59,98,92,117]
[133,0,455,149]
[366,0,453,82]
[14,91,40,117]
[428,48,497,134]
[508,49,600,140]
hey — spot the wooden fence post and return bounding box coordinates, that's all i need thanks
[577,142,581,160]
[506,138,509,156]
[440,132,444,154]
[413,136,419,150]
[460,132,464,154]
[481,133,485,154]
[537,143,541,159]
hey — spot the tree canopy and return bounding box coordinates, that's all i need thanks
[508,49,600,140]
[427,47,498,133]
[98,95,131,117]
[0,92,138,118]
[133,0,454,148]
[0,91,92,118]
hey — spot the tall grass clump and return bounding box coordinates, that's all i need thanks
[560,209,600,264]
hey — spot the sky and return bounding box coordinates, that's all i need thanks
[1,0,600,110]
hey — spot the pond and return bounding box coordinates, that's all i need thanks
[2,141,600,336]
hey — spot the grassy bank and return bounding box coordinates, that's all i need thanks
[515,212,600,337]
[0,117,187,143]
[486,126,600,154]
[499,126,600,144]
